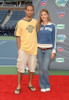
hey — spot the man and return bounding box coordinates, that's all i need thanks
[14,4,37,94]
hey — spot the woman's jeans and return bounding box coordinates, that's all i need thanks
[37,48,52,89]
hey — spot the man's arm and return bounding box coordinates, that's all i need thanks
[16,37,21,50]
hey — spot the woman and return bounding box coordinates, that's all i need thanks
[37,9,56,92]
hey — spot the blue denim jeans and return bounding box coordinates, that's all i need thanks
[37,48,52,89]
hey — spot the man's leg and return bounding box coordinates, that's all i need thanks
[14,71,23,94]
[17,71,23,89]
[27,54,36,91]
[15,49,28,94]
[28,71,33,87]
[28,71,36,91]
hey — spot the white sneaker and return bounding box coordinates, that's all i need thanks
[25,66,28,71]
[45,88,50,91]
[41,89,46,92]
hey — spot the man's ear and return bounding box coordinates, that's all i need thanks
[25,10,26,13]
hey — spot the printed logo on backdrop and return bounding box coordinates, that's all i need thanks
[41,0,47,6]
[55,0,68,7]
[57,11,65,18]
[56,58,64,63]
[57,34,66,42]
[57,46,63,52]
[56,24,65,29]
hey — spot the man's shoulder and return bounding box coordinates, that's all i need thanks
[32,18,37,22]
[17,19,24,24]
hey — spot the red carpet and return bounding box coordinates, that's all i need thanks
[0,75,69,100]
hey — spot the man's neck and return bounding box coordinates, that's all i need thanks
[24,16,32,21]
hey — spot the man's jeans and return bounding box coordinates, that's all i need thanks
[37,48,52,89]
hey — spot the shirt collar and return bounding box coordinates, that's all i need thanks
[41,22,52,25]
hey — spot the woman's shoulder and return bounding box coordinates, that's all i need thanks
[48,23,56,29]
[51,23,56,27]
[48,22,55,26]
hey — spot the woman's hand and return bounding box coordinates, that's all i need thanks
[51,53,55,59]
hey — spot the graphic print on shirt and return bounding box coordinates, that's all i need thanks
[40,27,52,32]
[26,25,34,33]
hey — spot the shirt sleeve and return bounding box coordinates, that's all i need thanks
[14,21,22,37]
[52,24,57,53]
[35,20,38,32]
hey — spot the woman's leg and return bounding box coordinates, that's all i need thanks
[37,48,46,89]
[42,49,52,88]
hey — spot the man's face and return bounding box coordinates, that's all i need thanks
[25,6,34,18]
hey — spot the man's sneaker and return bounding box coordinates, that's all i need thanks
[41,89,46,92]
[45,88,50,91]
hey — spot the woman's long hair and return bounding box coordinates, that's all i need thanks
[37,9,51,32]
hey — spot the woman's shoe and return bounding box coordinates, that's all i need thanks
[41,89,46,92]
[45,88,50,91]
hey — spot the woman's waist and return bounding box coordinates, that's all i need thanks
[38,43,52,48]
[38,43,52,50]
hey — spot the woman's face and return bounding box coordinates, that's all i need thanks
[40,11,48,22]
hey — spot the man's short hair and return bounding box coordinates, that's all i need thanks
[25,4,34,10]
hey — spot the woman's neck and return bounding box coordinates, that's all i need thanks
[43,21,48,26]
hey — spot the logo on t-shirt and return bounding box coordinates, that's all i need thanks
[26,25,34,33]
